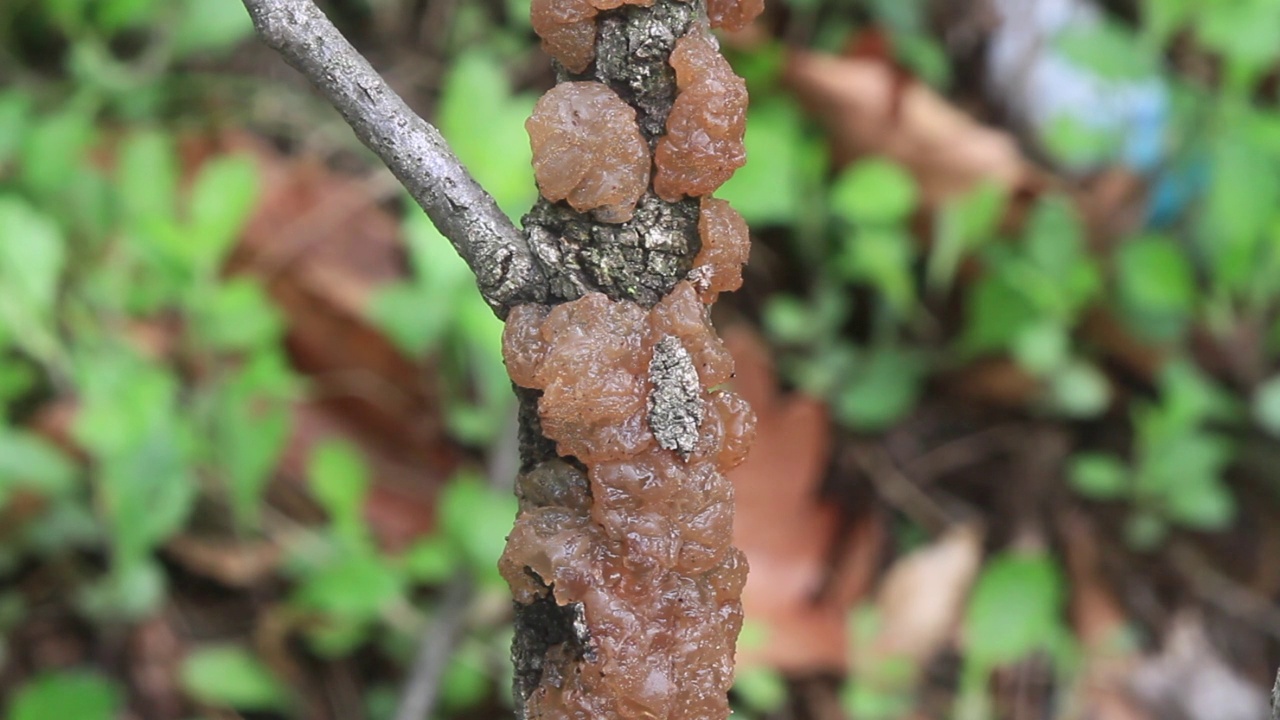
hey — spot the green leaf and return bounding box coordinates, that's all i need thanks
[93,0,161,31]
[830,159,918,226]
[8,671,121,720]
[837,228,916,312]
[1124,511,1167,550]
[961,272,1039,354]
[402,535,457,583]
[293,553,403,620]
[928,182,1005,290]
[1047,361,1111,419]
[192,279,284,351]
[117,130,179,231]
[437,52,537,218]
[0,431,77,504]
[1011,321,1068,376]
[964,553,1064,667]
[1116,234,1197,338]
[439,473,518,587]
[370,284,448,354]
[0,197,66,327]
[180,645,292,711]
[834,347,924,430]
[79,560,167,619]
[763,295,821,346]
[307,441,370,547]
[1056,21,1154,81]
[1163,475,1235,529]
[441,642,490,711]
[734,666,788,713]
[215,387,291,531]
[718,99,814,225]
[187,154,259,271]
[1068,453,1128,499]
[1253,375,1280,437]
[0,91,32,167]
[172,0,256,57]
[20,108,95,200]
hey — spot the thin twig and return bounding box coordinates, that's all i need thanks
[394,577,475,720]
[239,0,546,315]
[393,408,520,720]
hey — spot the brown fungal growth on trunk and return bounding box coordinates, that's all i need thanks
[691,197,750,302]
[528,82,652,223]
[653,26,749,201]
[504,1,757,718]
[500,283,756,720]
[706,0,765,31]
[531,0,657,73]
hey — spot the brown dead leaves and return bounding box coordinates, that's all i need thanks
[726,327,882,672]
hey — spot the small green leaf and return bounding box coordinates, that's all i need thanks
[1124,511,1167,550]
[1012,321,1069,376]
[8,671,121,720]
[734,666,788,713]
[192,279,283,351]
[0,197,66,326]
[1056,21,1154,81]
[1047,361,1111,419]
[718,99,814,225]
[20,108,95,200]
[1164,476,1235,530]
[441,642,490,711]
[187,154,259,271]
[93,0,160,31]
[1068,453,1128,499]
[402,535,458,583]
[307,441,370,546]
[180,645,292,711]
[1254,376,1280,437]
[834,347,924,430]
[965,552,1064,667]
[437,52,537,218]
[830,159,918,226]
[439,473,518,587]
[117,130,179,231]
[293,553,403,620]
[0,91,32,167]
[763,295,820,345]
[0,431,77,502]
[172,0,255,57]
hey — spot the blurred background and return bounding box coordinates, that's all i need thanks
[2,0,1280,718]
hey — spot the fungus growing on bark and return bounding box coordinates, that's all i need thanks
[499,283,757,720]
[690,196,750,302]
[653,26,749,201]
[528,82,652,223]
[505,0,757,716]
[706,0,765,31]
[531,0,657,73]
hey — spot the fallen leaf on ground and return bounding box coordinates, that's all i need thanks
[728,327,883,672]
[867,523,983,668]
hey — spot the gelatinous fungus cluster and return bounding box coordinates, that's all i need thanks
[507,0,761,718]
[501,283,757,719]
[528,83,651,223]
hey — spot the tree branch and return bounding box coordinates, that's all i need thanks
[240,0,547,315]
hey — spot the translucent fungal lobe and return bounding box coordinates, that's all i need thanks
[500,283,757,720]
[528,82,652,223]
[653,27,749,201]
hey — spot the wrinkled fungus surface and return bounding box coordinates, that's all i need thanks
[707,0,765,30]
[691,197,750,302]
[531,0,657,73]
[500,282,757,720]
[531,0,598,73]
[653,27,749,201]
[528,82,652,223]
